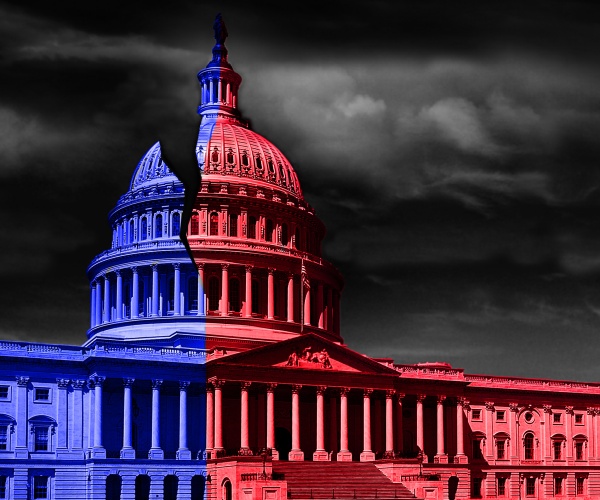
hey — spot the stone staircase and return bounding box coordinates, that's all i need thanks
[272,461,419,499]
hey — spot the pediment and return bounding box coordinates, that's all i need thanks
[211,333,397,375]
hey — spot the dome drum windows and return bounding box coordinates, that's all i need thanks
[226,148,236,171]
[240,151,250,173]
[210,147,220,171]
[171,212,181,238]
[209,212,219,236]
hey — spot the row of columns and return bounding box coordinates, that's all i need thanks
[205,381,468,463]
[91,263,340,333]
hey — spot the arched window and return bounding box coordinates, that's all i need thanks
[241,152,249,167]
[223,479,232,500]
[188,276,198,311]
[190,213,199,235]
[281,224,288,246]
[226,150,234,164]
[279,164,287,186]
[295,227,301,249]
[268,159,275,174]
[229,214,238,237]
[164,475,178,500]
[106,474,122,500]
[135,475,150,500]
[208,277,219,312]
[155,214,163,238]
[524,432,535,460]
[140,217,148,241]
[248,216,257,239]
[251,280,259,315]
[255,156,263,170]
[129,220,135,244]
[266,219,273,242]
[191,475,205,500]
[230,278,240,313]
[209,212,219,236]
[172,212,180,238]
[211,147,219,163]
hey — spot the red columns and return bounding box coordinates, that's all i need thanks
[213,380,225,457]
[267,268,275,319]
[206,384,214,457]
[337,388,352,461]
[287,273,294,322]
[417,394,426,462]
[384,390,395,458]
[289,385,304,461]
[220,264,229,316]
[360,389,375,461]
[456,397,467,463]
[435,395,448,463]
[244,265,252,317]
[239,382,251,455]
[266,384,279,460]
[313,386,329,461]
[317,282,324,328]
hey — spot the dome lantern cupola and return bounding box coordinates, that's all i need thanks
[197,14,243,122]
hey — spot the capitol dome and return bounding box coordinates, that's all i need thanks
[85,17,343,351]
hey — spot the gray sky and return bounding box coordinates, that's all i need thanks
[1,1,600,381]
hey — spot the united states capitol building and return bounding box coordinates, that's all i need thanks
[1,16,600,500]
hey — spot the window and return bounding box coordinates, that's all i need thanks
[34,427,49,451]
[34,388,50,402]
[33,476,48,499]
[0,387,9,401]
[496,410,505,422]
[265,219,273,242]
[281,224,288,246]
[524,412,534,423]
[209,212,219,236]
[576,477,585,495]
[295,227,301,249]
[190,213,199,235]
[575,414,584,424]
[248,216,256,239]
[140,217,148,241]
[229,214,238,237]
[554,477,563,496]
[208,277,219,312]
[267,159,275,174]
[164,474,178,500]
[472,439,483,460]
[497,477,506,497]
[211,147,219,163]
[472,478,482,498]
[226,150,234,164]
[0,426,7,450]
[575,441,585,460]
[172,212,181,238]
[553,440,562,460]
[524,432,534,460]
[229,278,240,313]
[251,280,259,315]
[241,152,249,167]
[255,156,263,170]
[279,164,287,186]
[0,476,6,499]
[188,277,198,311]
[168,278,175,312]
[155,213,163,238]
[553,413,561,424]
[129,219,135,244]
[497,440,505,460]
[106,474,121,500]
[472,409,482,421]
[526,477,535,496]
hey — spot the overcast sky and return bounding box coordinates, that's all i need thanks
[1,1,600,381]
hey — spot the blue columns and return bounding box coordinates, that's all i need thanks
[72,380,85,452]
[90,374,106,458]
[90,283,96,328]
[116,270,123,320]
[197,263,205,316]
[15,376,29,459]
[56,379,69,455]
[174,263,181,315]
[95,281,102,326]
[131,267,139,318]
[103,274,111,323]
[121,378,135,459]
[151,264,159,317]
[177,381,191,459]
[149,379,164,459]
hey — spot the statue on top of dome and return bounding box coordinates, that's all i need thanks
[213,13,228,46]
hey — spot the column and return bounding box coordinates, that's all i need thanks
[303,284,311,326]
[149,379,163,459]
[542,405,551,460]
[435,395,448,463]
[205,384,214,458]
[416,394,426,462]
[71,380,85,454]
[131,267,139,318]
[174,263,181,315]
[360,389,375,461]
[317,282,324,328]
[197,263,205,316]
[91,375,106,458]
[289,385,304,461]
[121,378,135,459]
[103,274,111,322]
[115,270,123,321]
[384,390,395,458]
[213,380,225,457]
[266,384,279,459]
[455,398,467,463]
[90,283,96,328]
[244,265,252,317]
[56,379,69,457]
[95,280,102,326]
[566,406,574,460]
[313,386,328,461]
[177,381,191,459]
[287,273,294,322]
[396,393,405,455]
[15,376,29,458]
[509,403,518,460]
[221,264,229,316]
[338,388,352,461]
[238,382,252,455]
[151,264,159,316]
[267,268,275,319]
[587,408,596,460]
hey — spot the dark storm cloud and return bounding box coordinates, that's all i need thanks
[1,1,600,380]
